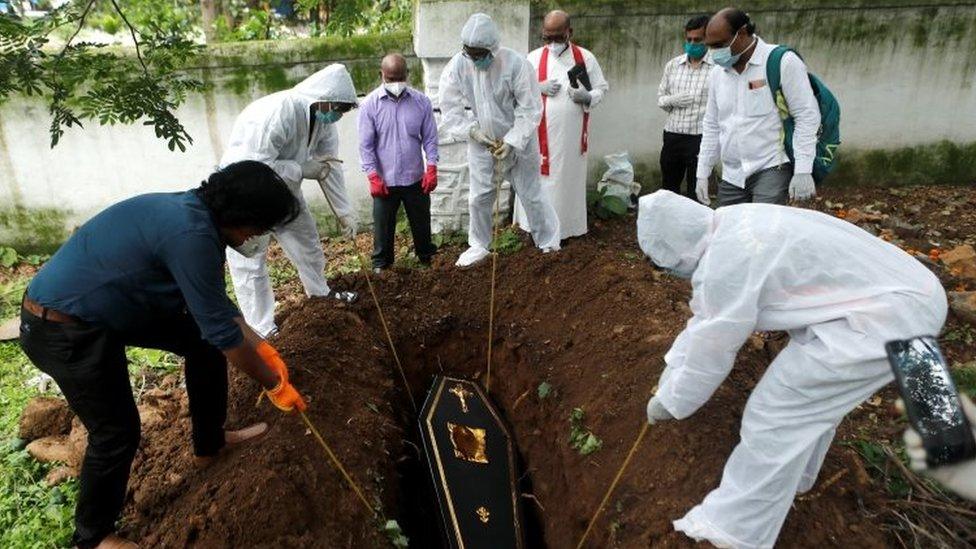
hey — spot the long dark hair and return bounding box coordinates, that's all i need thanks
[197,161,301,231]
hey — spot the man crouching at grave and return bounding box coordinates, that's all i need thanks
[636,190,947,548]
[19,161,308,549]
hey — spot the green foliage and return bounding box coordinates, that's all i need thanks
[952,361,976,399]
[0,247,16,268]
[297,0,412,38]
[537,381,552,399]
[587,187,629,220]
[490,227,523,255]
[0,340,78,548]
[830,141,976,187]
[0,1,204,151]
[944,324,976,348]
[569,407,603,456]
[847,440,911,498]
[432,231,467,248]
[382,519,409,548]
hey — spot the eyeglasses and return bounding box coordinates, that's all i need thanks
[462,46,491,61]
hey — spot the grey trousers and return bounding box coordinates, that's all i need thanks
[717,164,792,207]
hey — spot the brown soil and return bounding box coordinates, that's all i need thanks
[114,183,976,548]
[19,396,73,441]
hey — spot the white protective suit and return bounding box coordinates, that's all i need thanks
[221,64,358,336]
[514,43,608,239]
[637,190,948,548]
[438,13,561,260]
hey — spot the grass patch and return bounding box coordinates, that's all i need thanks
[952,361,976,399]
[490,227,524,255]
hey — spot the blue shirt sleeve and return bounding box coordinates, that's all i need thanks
[157,231,244,350]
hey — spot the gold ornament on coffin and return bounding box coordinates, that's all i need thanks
[448,422,488,464]
[449,384,472,413]
[476,506,490,524]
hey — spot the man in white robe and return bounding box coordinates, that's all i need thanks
[514,10,609,240]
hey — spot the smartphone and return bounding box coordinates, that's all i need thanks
[886,336,976,467]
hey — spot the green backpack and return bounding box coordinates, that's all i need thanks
[766,46,841,184]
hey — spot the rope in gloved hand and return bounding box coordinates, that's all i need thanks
[321,183,417,412]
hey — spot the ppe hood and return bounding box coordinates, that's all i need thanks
[461,13,500,53]
[292,63,358,107]
[637,190,714,277]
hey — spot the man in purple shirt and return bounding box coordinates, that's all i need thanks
[358,53,439,272]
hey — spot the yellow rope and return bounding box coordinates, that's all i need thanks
[485,154,505,393]
[299,409,376,515]
[320,191,416,411]
[576,422,650,549]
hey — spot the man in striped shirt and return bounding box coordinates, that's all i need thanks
[657,14,713,200]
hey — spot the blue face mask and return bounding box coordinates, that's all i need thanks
[315,110,342,124]
[473,53,494,70]
[684,42,707,60]
[712,31,755,69]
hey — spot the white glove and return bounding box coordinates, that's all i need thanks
[670,92,695,108]
[646,396,675,425]
[301,159,326,180]
[903,395,976,502]
[539,79,561,97]
[695,177,710,205]
[468,126,495,148]
[338,214,357,240]
[491,142,512,161]
[789,173,816,201]
[568,86,592,105]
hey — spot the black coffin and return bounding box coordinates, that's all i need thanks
[419,376,524,549]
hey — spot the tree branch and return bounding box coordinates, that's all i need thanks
[109,0,149,75]
[57,0,96,57]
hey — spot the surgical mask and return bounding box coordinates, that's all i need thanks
[383,81,406,97]
[547,41,568,56]
[315,110,342,124]
[473,53,494,70]
[684,42,707,60]
[232,233,270,258]
[712,31,756,69]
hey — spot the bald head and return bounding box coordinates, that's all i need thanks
[705,7,755,47]
[380,53,408,83]
[542,10,572,44]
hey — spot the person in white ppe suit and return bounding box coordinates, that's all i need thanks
[221,64,360,337]
[439,13,561,267]
[637,190,948,548]
[514,9,609,240]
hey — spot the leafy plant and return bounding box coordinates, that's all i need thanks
[587,186,628,220]
[490,227,523,255]
[432,231,467,248]
[382,519,409,548]
[537,381,552,399]
[952,361,976,398]
[569,407,602,456]
[1,1,204,150]
[0,247,17,268]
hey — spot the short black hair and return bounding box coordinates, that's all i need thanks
[685,14,710,32]
[197,160,301,232]
[720,9,757,35]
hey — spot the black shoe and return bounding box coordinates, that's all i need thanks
[328,290,359,304]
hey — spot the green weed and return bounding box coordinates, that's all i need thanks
[952,361,976,398]
[569,407,603,456]
[490,227,523,255]
[587,187,628,220]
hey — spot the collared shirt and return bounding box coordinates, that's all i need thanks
[696,37,821,187]
[657,53,713,135]
[358,86,439,187]
[27,191,243,349]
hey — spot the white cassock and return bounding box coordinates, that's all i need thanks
[514,43,608,240]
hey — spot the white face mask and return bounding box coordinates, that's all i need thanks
[383,82,406,97]
[547,42,568,56]
[232,233,270,258]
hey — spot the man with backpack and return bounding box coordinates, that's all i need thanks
[695,8,823,206]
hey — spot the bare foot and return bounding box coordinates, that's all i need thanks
[92,533,138,548]
[194,423,268,467]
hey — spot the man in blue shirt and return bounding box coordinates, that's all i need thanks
[20,161,308,549]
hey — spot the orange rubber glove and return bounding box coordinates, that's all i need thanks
[367,171,389,198]
[421,164,438,194]
[256,341,307,412]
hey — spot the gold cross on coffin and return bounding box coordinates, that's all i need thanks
[449,384,472,413]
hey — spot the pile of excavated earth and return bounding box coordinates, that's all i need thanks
[18,185,976,547]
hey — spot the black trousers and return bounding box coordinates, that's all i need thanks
[372,181,437,268]
[660,131,702,200]
[19,307,228,548]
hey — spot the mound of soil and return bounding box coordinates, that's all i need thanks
[120,210,906,547]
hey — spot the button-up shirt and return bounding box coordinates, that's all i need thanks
[358,86,439,187]
[657,53,713,135]
[696,37,821,187]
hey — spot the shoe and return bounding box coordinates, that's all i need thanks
[93,533,138,549]
[194,423,268,468]
[455,246,490,267]
[371,267,384,275]
[541,245,560,254]
[328,289,359,304]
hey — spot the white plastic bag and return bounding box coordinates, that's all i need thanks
[598,152,641,208]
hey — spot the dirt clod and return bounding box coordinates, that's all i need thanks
[19,396,73,441]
